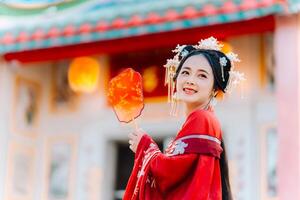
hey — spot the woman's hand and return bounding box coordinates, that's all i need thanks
[128,128,146,153]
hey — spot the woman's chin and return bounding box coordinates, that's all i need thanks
[180,96,200,104]
[176,92,202,104]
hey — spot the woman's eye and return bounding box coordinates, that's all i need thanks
[198,74,207,78]
[181,70,189,75]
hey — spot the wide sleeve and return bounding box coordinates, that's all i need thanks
[149,149,199,192]
[123,134,157,200]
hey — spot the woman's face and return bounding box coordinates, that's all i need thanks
[176,54,215,107]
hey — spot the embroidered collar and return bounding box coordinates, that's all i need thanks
[165,134,221,156]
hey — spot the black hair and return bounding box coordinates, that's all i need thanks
[220,138,233,200]
[173,45,233,200]
[173,45,232,93]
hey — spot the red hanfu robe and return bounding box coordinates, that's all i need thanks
[123,107,223,200]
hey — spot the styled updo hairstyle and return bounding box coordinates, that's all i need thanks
[173,45,232,97]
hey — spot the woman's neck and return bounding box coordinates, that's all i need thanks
[185,98,211,116]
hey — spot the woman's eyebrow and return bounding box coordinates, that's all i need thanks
[198,69,209,75]
[182,66,191,70]
[183,66,209,75]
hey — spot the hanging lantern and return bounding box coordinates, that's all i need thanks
[142,66,159,93]
[68,57,100,93]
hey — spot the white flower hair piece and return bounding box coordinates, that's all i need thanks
[224,52,244,93]
[226,71,246,93]
[226,52,240,70]
[230,71,246,85]
[219,57,227,67]
[172,44,187,54]
[194,36,224,51]
[181,49,189,57]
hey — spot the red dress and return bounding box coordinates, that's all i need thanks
[123,107,223,200]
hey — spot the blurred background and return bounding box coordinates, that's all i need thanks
[0,0,299,200]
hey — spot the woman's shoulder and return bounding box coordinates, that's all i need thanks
[178,108,222,139]
[188,108,219,125]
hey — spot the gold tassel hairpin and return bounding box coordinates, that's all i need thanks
[164,57,180,116]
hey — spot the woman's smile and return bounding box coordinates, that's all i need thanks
[183,86,198,95]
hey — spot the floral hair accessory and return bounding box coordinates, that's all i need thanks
[194,37,224,51]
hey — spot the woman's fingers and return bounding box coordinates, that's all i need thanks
[128,132,136,140]
[131,131,138,136]
[129,143,136,152]
[128,139,134,145]
[128,129,146,153]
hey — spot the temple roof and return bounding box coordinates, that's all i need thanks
[0,0,293,54]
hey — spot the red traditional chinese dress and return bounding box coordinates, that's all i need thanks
[123,106,223,200]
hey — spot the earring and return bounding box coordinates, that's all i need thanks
[210,96,217,107]
[209,91,218,107]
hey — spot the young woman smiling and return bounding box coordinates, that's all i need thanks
[123,37,244,200]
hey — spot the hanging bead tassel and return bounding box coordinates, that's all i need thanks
[164,65,168,85]
[210,97,217,107]
[168,76,171,103]
[169,77,180,117]
[240,78,245,99]
[174,92,179,116]
[170,79,175,116]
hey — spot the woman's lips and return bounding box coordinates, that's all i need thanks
[183,88,197,95]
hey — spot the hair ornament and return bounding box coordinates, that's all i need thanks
[164,58,179,103]
[172,44,187,54]
[225,52,240,69]
[194,36,224,51]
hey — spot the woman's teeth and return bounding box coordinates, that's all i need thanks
[183,88,197,95]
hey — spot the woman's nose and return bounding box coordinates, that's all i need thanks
[186,76,195,85]
[186,80,194,85]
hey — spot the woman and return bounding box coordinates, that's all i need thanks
[123,37,244,200]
